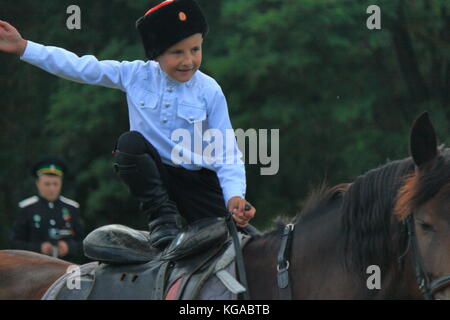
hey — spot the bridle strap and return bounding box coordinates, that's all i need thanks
[277,223,294,300]
[406,215,433,299]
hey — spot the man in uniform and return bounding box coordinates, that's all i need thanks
[9,156,85,263]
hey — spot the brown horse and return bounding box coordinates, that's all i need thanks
[1,112,448,299]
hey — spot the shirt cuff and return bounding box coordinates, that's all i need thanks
[222,185,246,207]
[20,40,43,62]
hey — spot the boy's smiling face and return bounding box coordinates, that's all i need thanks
[156,33,203,83]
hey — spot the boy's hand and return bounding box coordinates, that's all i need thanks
[0,20,27,55]
[227,196,256,228]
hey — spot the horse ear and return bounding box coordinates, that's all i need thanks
[410,112,437,167]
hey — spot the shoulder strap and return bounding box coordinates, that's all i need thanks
[18,196,39,208]
[59,196,80,208]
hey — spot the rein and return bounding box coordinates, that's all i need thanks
[226,202,253,300]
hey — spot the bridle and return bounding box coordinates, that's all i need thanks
[275,216,450,300]
[404,214,450,300]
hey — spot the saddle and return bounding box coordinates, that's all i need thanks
[42,217,252,300]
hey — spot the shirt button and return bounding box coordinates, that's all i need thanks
[165,104,171,108]
[140,101,145,106]
[189,116,194,121]
[167,88,173,93]
[162,118,168,123]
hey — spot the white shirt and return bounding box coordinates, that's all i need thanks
[20,40,246,205]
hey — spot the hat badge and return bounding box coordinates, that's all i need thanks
[178,11,187,21]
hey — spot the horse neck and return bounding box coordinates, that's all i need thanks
[243,229,283,299]
[290,202,356,299]
[243,199,348,299]
[243,200,419,299]
[289,209,417,299]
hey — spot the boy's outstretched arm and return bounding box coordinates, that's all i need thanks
[1,20,140,91]
[0,20,27,56]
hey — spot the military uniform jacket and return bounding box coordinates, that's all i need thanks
[10,195,84,261]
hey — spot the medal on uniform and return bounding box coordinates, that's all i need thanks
[33,214,41,228]
[62,207,72,228]
[62,207,71,221]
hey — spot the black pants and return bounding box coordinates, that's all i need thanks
[116,131,228,224]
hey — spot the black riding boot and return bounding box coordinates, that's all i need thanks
[114,151,183,249]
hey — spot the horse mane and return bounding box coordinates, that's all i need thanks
[250,183,349,241]
[394,146,450,220]
[342,157,416,274]
[295,183,350,222]
[285,157,416,273]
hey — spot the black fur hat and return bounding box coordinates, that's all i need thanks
[136,0,209,60]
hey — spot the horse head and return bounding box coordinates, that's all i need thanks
[394,112,450,299]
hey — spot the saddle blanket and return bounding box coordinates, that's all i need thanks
[41,261,238,300]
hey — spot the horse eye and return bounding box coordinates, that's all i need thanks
[417,220,434,232]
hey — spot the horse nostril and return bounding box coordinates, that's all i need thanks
[120,273,126,281]
[132,275,138,282]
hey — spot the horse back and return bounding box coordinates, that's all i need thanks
[0,250,71,299]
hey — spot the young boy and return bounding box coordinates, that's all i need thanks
[0,0,255,249]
